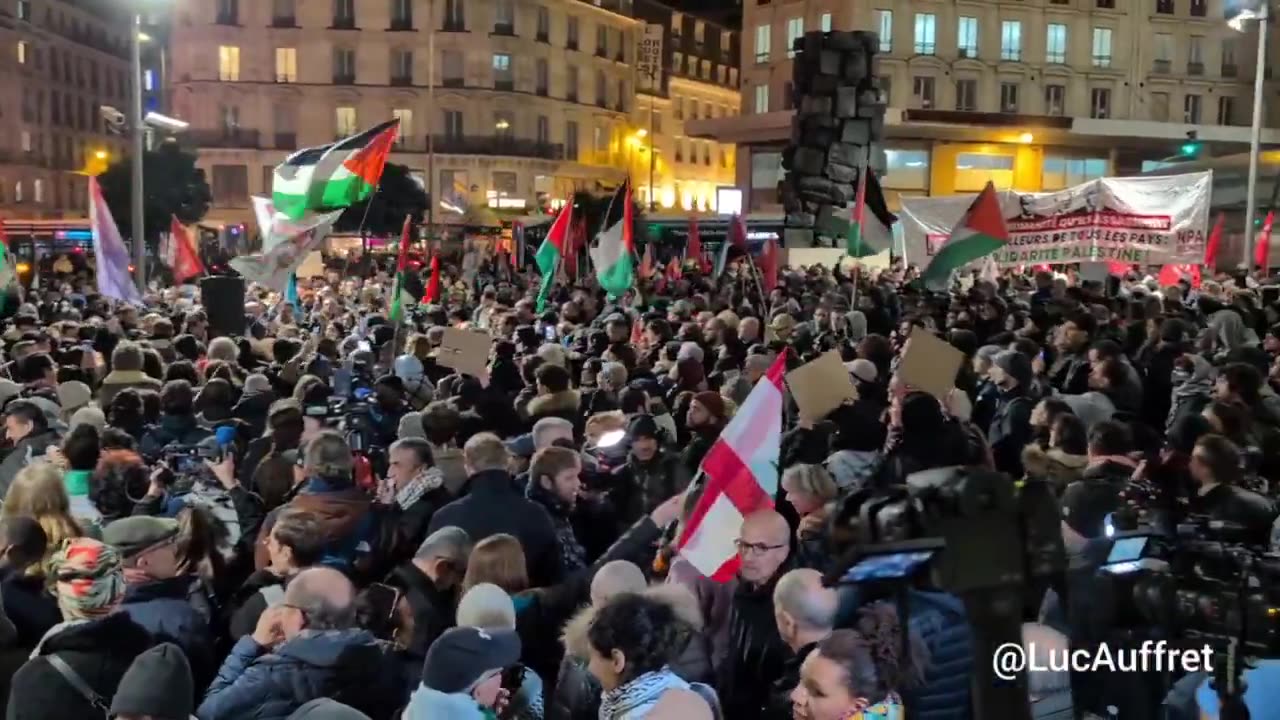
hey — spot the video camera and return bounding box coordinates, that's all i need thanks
[821,465,1067,720]
[303,396,376,452]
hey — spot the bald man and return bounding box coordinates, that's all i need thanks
[719,509,794,718]
[198,567,400,720]
[767,569,838,719]
[590,559,647,607]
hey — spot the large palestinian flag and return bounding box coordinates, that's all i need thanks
[271,119,400,221]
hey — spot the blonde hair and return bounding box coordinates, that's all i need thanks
[2,463,85,576]
[781,464,839,504]
[462,533,528,596]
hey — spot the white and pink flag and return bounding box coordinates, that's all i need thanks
[677,352,787,582]
[88,178,141,303]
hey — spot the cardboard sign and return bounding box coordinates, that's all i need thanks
[897,326,963,402]
[786,350,859,422]
[436,328,492,380]
[295,252,326,278]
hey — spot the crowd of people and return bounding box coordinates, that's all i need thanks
[0,255,1272,720]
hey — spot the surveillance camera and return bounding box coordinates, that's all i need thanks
[99,106,125,126]
[144,112,189,133]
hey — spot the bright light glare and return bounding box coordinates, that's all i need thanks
[597,430,627,448]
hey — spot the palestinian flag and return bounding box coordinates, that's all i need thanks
[590,180,635,299]
[388,215,414,323]
[535,203,574,312]
[272,119,400,221]
[421,255,441,304]
[844,166,896,258]
[922,181,1008,292]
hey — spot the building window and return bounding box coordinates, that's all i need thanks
[566,120,579,159]
[672,52,684,74]
[1042,156,1106,191]
[650,110,662,134]
[333,48,355,83]
[271,0,296,24]
[216,0,238,25]
[913,13,935,55]
[390,0,412,29]
[1090,87,1111,118]
[877,10,892,53]
[1156,0,1173,13]
[13,182,21,203]
[495,0,514,34]
[1046,24,1066,64]
[336,106,357,137]
[1188,36,1204,74]
[596,24,608,55]
[492,54,513,90]
[535,58,548,95]
[211,165,248,206]
[616,79,627,111]
[273,102,297,148]
[536,115,549,144]
[957,17,977,58]
[1191,0,1207,16]
[218,46,240,81]
[786,18,803,58]
[1222,39,1238,76]
[1150,92,1170,122]
[912,75,935,108]
[879,75,892,105]
[1184,94,1201,124]
[674,137,684,163]
[20,131,31,152]
[754,24,770,63]
[444,0,464,29]
[536,6,550,41]
[955,152,1014,192]
[955,79,977,111]
[594,126,608,153]
[566,66,579,102]
[333,0,355,28]
[392,49,413,84]
[16,0,29,21]
[442,50,464,87]
[883,149,929,190]
[1000,20,1022,61]
[1217,96,1236,125]
[1000,82,1019,112]
[16,41,27,65]
[595,70,607,107]
[820,13,831,32]
[1153,33,1173,72]
[567,17,578,49]
[143,69,155,91]
[443,109,463,138]
[754,84,769,113]
[1092,27,1112,68]
[275,48,297,83]
[392,108,413,145]
[494,111,514,138]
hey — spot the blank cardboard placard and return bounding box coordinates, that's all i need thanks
[295,252,326,278]
[437,328,492,380]
[786,350,858,422]
[898,326,963,402]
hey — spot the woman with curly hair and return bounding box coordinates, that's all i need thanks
[586,592,715,719]
[790,603,929,720]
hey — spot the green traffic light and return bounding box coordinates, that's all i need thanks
[1180,143,1200,156]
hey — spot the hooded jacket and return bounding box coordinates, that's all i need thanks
[197,629,402,720]
[0,428,58,498]
[402,685,495,720]
[254,478,379,577]
[1021,445,1088,496]
[1167,354,1215,436]
[552,584,712,720]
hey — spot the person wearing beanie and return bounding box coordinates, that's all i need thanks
[232,372,278,439]
[403,626,523,720]
[393,354,435,411]
[612,414,689,526]
[7,538,154,720]
[288,698,372,720]
[987,350,1036,477]
[681,391,730,478]
[110,642,195,720]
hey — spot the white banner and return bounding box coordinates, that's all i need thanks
[899,171,1212,267]
[635,24,664,91]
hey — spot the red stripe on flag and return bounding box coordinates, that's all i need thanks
[677,440,773,582]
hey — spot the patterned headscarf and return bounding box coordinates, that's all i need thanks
[49,538,126,620]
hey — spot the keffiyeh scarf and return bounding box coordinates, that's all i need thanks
[598,668,689,720]
[842,692,905,719]
[394,466,444,509]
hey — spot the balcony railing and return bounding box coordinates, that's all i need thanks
[1187,61,1204,75]
[442,76,465,88]
[391,75,414,86]
[333,74,356,85]
[432,134,565,160]
[492,23,516,36]
[1222,63,1238,77]
[1152,59,1171,73]
[332,16,357,29]
[390,18,413,31]
[189,128,261,149]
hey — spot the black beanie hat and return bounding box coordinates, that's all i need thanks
[108,643,194,720]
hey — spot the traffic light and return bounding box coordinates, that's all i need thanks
[1180,142,1201,157]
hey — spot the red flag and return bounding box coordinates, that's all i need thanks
[1033,264,1052,273]
[687,217,710,273]
[0,219,8,249]
[728,214,748,251]
[639,243,654,279]
[1256,211,1274,271]
[1158,264,1202,289]
[630,315,645,347]
[758,237,779,292]
[1204,212,1225,268]
[421,255,441,304]
[666,256,682,281]
[563,219,579,279]
[170,216,205,283]
[1105,261,1132,277]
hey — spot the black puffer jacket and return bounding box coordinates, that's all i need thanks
[551,584,713,720]
[717,566,793,718]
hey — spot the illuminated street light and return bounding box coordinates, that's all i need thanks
[636,128,648,138]
[1018,132,1034,144]
[94,150,108,160]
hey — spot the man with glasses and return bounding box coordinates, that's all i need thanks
[717,508,793,718]
[198,567,401,719]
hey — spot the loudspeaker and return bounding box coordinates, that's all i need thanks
[200,276,246,338]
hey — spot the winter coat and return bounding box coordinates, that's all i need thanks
[666,557,734,676]
[1048,351,1090,396]
[0,430,58,498]
[226,569,289,641]
[7,612,155,720]
[96,369,162,409]
[385,483,453,568]
[716,567,792,718]
[526,390,582,431]
[552,584,713,720]
[987,387,1034,478]
[118,575,217,690]
[1021,445,1088,496]
[428,468,563,587]
[233,390,277,439]
[254,478,382,579]
[382,562,455,669]
[825,449,880,493]
[526,480,588,575]
[402,685,492,720]
[1061,461,1135,539]
[196,629,402,720]
[611,451,690,527]
[0,567,59,649]
[898,590,974,720]
[763,642,816,720]
[139,413,214,459]
[1166,354,1214,436]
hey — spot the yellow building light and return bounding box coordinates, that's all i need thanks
[1018,132,1035,144]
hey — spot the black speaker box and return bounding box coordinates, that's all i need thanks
[200,276,246,338]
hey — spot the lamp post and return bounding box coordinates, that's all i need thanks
[130,11,146,292]
[1231,1,1270,269]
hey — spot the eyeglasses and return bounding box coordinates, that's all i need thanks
[735,540,787,556]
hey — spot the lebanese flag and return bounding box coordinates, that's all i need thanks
[1204,212,1225,268]
[1256,210,1274,271]
[677,352,787,581]
[687,217,710,273]
[170,216,205,283]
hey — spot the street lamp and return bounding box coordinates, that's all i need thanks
[130,8,146,292]
[1229,0,1269,269]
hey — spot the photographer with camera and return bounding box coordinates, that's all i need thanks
[1186,434,1276,545]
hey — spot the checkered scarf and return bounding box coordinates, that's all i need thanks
[50,538,126,620]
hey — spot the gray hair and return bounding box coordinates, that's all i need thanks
[457,582,516,630]
[207,337,238,362]
[598,362,628,391]
[1022,623,1071,695]
[283,567,356,631]
[536,343,568,368]
[677,342,704,363]
[244,373,272,395]
[415,526,473,565]
[532,417,574,451]
[773,569,837,632]
[390,437,434,467]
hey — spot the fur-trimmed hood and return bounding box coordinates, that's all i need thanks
[562,583,704,661]
[527,389,581,417]
[1022,445,1088,487]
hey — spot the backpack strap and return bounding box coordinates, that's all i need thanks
[46,654,110,716]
